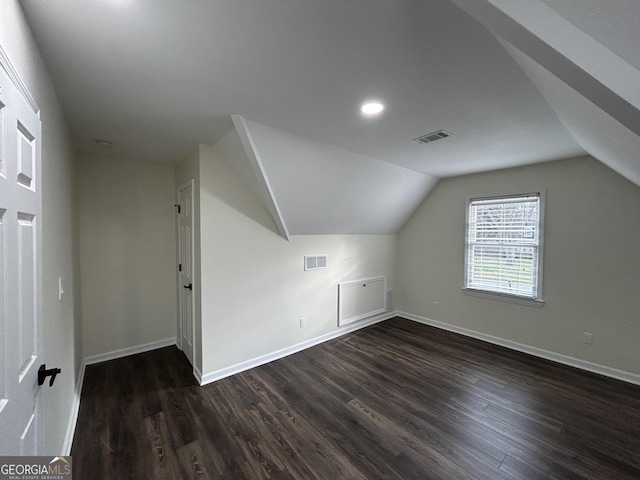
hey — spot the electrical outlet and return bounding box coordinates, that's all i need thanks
[434,301,440,310]
[299,317,306,328]
[582,332,593,345]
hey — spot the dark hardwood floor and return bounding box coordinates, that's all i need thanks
[71,317,640,479]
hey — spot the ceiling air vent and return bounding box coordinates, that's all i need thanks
[413,130,453,145]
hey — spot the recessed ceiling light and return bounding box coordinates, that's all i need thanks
[361,101,385,116]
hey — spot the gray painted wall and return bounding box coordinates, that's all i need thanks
[78,156,177,358]
[397,156,640,375]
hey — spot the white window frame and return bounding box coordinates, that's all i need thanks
[463,190,545,307]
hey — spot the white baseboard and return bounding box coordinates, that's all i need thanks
[398,311,640,386]
[61,361,85,456]
[61,337,177,454]
[193,363,203,385]
[199,312,397,386]
[83,337,177,366]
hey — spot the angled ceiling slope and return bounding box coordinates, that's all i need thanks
[451,0,640,187]
[213,116,437,237]
[213,115,290,240]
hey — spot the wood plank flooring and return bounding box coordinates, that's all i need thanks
[71,317,640,479]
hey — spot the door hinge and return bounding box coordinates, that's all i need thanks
[178,263,182,272]
[174,204,181,214]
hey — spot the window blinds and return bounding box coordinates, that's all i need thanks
[466,194,540,298]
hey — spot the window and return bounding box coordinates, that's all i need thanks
[465,192,543,302]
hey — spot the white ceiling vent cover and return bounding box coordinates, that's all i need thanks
[413,130,453,144]
[304,255,328,271]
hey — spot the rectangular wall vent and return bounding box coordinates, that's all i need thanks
[304,255,328,271]
[413,130,453,144]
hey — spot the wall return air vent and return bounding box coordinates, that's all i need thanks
[304,255,328,271]
[413,130,453,144]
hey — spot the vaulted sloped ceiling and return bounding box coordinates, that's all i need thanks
[213,115,291,240]
[451,0,640,186]
[231,116,438,236]
[19,0,640,236]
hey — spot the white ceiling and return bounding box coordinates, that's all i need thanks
[20,0,582,175]
[539,0,640,71]
[18,0,640,235]
[240,117,437,235]
[450,0,640,183]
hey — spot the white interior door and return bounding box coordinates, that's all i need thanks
[0,56,44,455]
[177,182,194,366]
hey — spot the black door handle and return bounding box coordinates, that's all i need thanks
[184,283,192,291]
[38,364,61,387]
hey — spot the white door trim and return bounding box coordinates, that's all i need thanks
[176,179,195,365]
[0,45,39,116]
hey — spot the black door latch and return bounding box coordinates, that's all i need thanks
[183,283,192,290]
[38,364,61,387]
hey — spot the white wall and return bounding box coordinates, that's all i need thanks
[198,145,397,374]
[397,156,640,376]
[78,156,176,358]
[0,0,80,454]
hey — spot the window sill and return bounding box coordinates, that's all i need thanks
[462,288,545,308]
